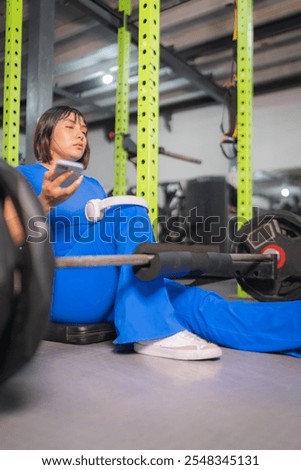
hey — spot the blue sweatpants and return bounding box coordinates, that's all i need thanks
[111,206,301,357]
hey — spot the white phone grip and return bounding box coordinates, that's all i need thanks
[85,195,149,222]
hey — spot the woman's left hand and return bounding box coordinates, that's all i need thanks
[39,168,83,214]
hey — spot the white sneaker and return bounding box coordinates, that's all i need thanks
[134,330,222,361]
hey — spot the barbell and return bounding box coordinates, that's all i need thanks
[55,249,276,283]
[53,210,301,301]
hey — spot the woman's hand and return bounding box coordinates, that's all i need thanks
[3,197,25,246]
[39,168,83,214]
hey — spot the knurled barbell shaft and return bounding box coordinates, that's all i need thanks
[55,254,154,268]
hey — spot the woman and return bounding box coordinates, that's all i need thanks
[12,106,301,360]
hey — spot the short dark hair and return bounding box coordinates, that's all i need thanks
[33,105,90,169]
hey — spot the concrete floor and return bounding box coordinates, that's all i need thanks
[0,336,301,450]
[0,280,300,450]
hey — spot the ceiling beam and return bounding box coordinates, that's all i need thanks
[72,0,225,103]
[52,85,109,113]
[179,13,301,61]
[254,73,301,95]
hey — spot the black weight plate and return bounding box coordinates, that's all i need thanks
[231,210,301,301]
[0,160,55,383]
[0,203,17,341]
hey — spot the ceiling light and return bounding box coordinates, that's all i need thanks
[102,74,113,85]
[281,187,290,198]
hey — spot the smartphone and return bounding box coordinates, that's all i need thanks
[53,159,84,188]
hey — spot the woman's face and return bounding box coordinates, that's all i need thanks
[50,112,88,163]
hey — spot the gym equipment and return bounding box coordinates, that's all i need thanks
[56,242,277,293]
[56,208,301,302]
[0,159,55,384]
[184,176,229,252]
[57,207,301,301]
[123,134,202,166]
[236,0,253,245]
[113,0,132,197]
[45,321,116,345]
[231,210,301,301]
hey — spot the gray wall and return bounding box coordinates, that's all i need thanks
[86,87,301,192]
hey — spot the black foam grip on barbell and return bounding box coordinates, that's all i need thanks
[134,251,233,281]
